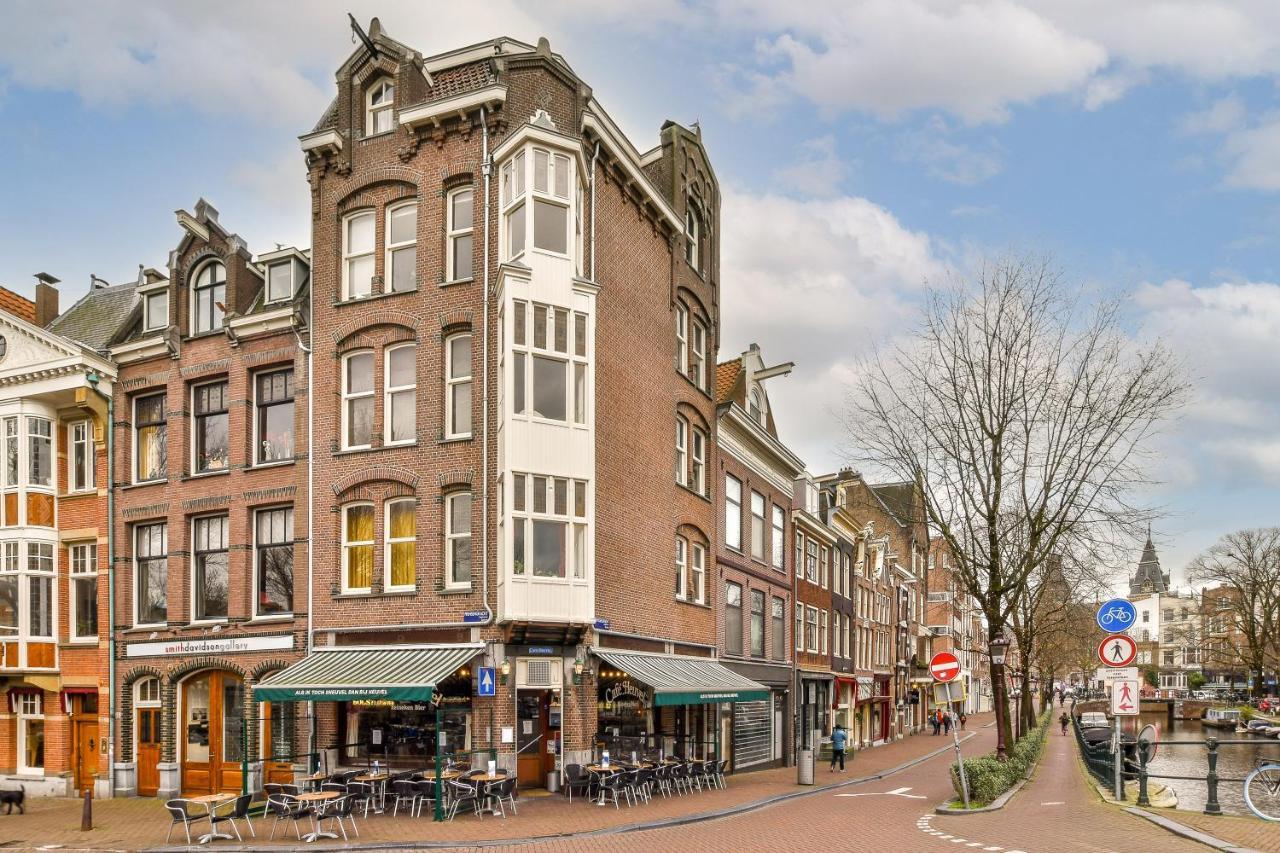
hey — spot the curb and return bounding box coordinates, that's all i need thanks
[145,732,979,851]
[934,772,1032,815]
[1124,807,1264,853]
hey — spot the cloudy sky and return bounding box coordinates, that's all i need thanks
[3,1,1279,589]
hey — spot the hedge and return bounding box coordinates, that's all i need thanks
[949,709,1051,807]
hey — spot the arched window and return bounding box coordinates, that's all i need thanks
[191,261,225,334]
[366,78,395,136]
[748,388,763,424]
[135,677,161,706]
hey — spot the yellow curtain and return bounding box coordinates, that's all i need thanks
[345,506,374,590]
[389,501,416,587]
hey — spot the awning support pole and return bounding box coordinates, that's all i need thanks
[433,705,445,822]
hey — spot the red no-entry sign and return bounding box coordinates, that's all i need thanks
[930,651,961,683]
[1097,633,1138,668]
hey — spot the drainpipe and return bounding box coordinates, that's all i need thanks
[479,104,493,629]
[85,374,114,796]
[589,141,600,282]
[292,302,316,768]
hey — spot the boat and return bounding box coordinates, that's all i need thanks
[1241,719,1272,735]
[1203,708,1242,729]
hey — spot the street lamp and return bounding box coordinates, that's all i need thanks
[989,635,1010,760]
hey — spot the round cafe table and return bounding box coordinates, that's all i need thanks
[585,765,621,806]
[187,793,235,844]
[469,772,508,815]
[301,771,328,791]
[295,791,340,843]
[353,772,389,813]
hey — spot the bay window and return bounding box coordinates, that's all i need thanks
[342,211,375,299]
[502,146,573,260]
[445,334,472,439]
[386,201,417,293]
[510,299,589,424]
[384,344,416,444]
[69,543,97,640]
[446,492,472,587]
[501,151,526,259]
[386,498,416,591]
[509,473,587,580]
[27,544,52,639]
[255,369,295,463]
[447,188,474,281]
[254,508,292,616]
[725,582,743,656]
[342,352,374,449]
[341,503,374,593]
[27,417,50,488]
[193,381,229,474]
[69,420,93,492]
[193,515,229,621]
[134,393,167,483]
[134,522,167,625]
[725,475,742,551]
[191,261,226,334]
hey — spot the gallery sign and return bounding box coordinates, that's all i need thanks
[126,634,294,658]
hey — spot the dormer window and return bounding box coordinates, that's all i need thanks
[748,388,764,425]
[143,291,168,332]
[366,78,395,136]
[191,261,226,334]
[266,261,293,304]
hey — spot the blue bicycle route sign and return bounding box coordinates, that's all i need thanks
[1096,598,1136,632]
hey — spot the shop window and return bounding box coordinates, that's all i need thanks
[69,421,94,492]
[447,188,474,281]
[70,543,97,640]
[191,261,226,334]
[134,393,167,483]
[725,582,743,656]
[255,369,295,463]
[386,498,416,591]
[342,351,374,449]
[445,334,472,439]
[254,508,293,616]
[342,503,374,593]
[446,492,472,588]
[193,381,229,474]
[134,522,167,626]
[386,201,417,293]
[384,344,416,444]
[193,515,229,621]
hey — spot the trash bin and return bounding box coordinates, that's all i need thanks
[546,770,560,793]
[797,749,814,785]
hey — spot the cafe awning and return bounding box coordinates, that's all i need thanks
[593,648,768,706]
[253,644,482,703]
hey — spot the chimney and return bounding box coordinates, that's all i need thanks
[89,274,111,290]
[142,267,166,285]
[33,272,60,328]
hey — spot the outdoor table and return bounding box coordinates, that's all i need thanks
[187,793,236,844]
[469,772,508,816]
[301,771,327,792]
[295,791,340,843]
[353,772,389,813]
[585,765,621,807]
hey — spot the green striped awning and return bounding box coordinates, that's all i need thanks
[593,648,769,706]
[253,644,481,702]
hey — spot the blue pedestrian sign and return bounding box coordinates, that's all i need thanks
[477,667,496,697]
[1096,598,1136,632]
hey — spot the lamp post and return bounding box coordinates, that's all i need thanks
[990,635,1010,760]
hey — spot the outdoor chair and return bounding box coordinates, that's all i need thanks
[488,777,519,817]
[653,764,674,798]
[390,778,419,817]
[621,768,644,806]
[315,794,359,841]
[209,793,255,841]
[412,778,437,817]
[713,759,728,789]
[164,799,210,845]
[446,779,481,821]
[263,794,312,841]
[321,781,347,794]
[634,767,656,803]
[596,771,626,808]
[563,763,592,803]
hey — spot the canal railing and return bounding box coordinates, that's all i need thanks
[1074,717,1280,815]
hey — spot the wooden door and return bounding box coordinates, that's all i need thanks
[75,720,99,793]
[137,708,161,796]
[516,690,547,787]
[262,701,295,785]
[181,671,244,796]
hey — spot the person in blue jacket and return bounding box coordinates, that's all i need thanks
[830,724,849,772]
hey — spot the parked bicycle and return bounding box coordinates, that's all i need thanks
[1244,758,1280,821]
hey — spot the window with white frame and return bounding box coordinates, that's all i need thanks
[510,299,589,424]
[532,148,572,254]
[342,351,374,449]
[685,203,701,271]
[675,536,687,600]
[795,602,803,652]
[795,531,804,579]
[820,545,829,589]
[750,589,765,657]
[366,78,394,136]
[807,606,819,652]
[69,543,97,640]
[690,426,706,495]
[342,211,375,299]
[447,188,474,281]
[771,506,785,571]
[675,416,687,487]
[675,303,688,375]
[748,388,763,424]
[143,290,168,332]
[773,596,786,660]
[255,369,295,463]
[509,474,586,580]
[821,609,828,655]
[445,492,472,587]
[501,150,526,259]
[254,507,292,616]
[750,491,765,561]
[688,317,706,390]
[385,344,416,444]
[341,503,374,593]
[134,522,167,625]
[725,581,743,656]
[386,201,417,293]
[27,417,50,489]
[69,420,93,492]
[445,334,472,439]
[135,677,160,706]
[689,541,706,604]
[725,475,742,551]
[806,538,818,584]
[386,498,416,590]
[192,381,229,474]
[191,261,226,334]
[266,260,293,303]
[192,515,228,621]
[134,393,167,483]
[16,691,43,773]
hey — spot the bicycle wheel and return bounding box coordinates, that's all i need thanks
[1243,764,1280,821]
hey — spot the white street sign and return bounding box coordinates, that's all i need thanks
[1110,679,1140,715]
[1096,667,1138,682]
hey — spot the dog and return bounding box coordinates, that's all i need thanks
[0,785,24,815]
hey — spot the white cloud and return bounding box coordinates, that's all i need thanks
[1180,95,1247,135]
[772,135,851,197]
[897,117,1003,185]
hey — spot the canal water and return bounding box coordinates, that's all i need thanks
[1137,710,1280,815]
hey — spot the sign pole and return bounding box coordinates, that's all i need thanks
[949,683,970,808]
[1113,713,1122,800]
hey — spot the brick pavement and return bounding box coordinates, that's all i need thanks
[1143,806,1280,852]
[0,717,990,852]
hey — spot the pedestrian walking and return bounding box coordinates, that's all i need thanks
[1059,711,1069,735]
[830,724,848,772]
[930,711,940,735]
[942,712,952,735]
[959,712,967,731]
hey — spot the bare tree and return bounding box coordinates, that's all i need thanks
[843,255,1186,754]
[1188,528,1280,697]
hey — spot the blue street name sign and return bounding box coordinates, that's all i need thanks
[1096,598,1136,632]
[462,610,488,623]
[477,666,496,697]
[594,619,610,630]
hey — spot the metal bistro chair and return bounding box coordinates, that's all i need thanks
[485,776,519,818]
[713,759,729,789]
[164,799,210,845]
[634,766,656,803]
[446,778,482,821]
[321,781,347,794]
[263,794,312,842]
[562,763,592,803]
[209,793,256,841]
[347,780,376,818]
[390,778,419,817]
[620,768,645,807]
[596,770,626,808]
[315,794,359,841]
[412,778,437,817]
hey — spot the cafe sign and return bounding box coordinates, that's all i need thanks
[604,680,648,704]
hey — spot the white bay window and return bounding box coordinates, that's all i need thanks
[510,473,587,580]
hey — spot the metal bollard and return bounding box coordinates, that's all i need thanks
[81,785,92,831]
[1137,741,1150,807]
[1205,737,1222,816]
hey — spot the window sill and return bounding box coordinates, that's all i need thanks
[439,434,472,445]
[65,638,98,646]
[249,459,296,471]
[332,288,419,308]
[123,624,168,634]
[248,614,295,623]
[440,277,474,288]
[183,469,231,481]
[334,443,418,458]
[360,129,396,142]
[677,371,712,399]
[439,585,474,596]
[675,598,711,610]
[185,329,227,342]
[60,489,98,499]
[121,479,168,491]
[189,619,229,628]
[333,589,420,600]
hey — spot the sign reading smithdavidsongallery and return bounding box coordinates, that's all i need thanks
[125,634,295,658]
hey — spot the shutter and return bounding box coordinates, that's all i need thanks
[732,699,772,769]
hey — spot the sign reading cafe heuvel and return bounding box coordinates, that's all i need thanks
[125,634,294,658]
[603,681,648,705]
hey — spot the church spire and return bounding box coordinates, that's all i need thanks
[1130,529,1168,595]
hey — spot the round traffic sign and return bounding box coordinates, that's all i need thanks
[1138,723,1160,761]
[1096,598,1137,632]
[1098,633,1138,667]
[929,651,962,683]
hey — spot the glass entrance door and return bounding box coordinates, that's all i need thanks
[181,671,244,795]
